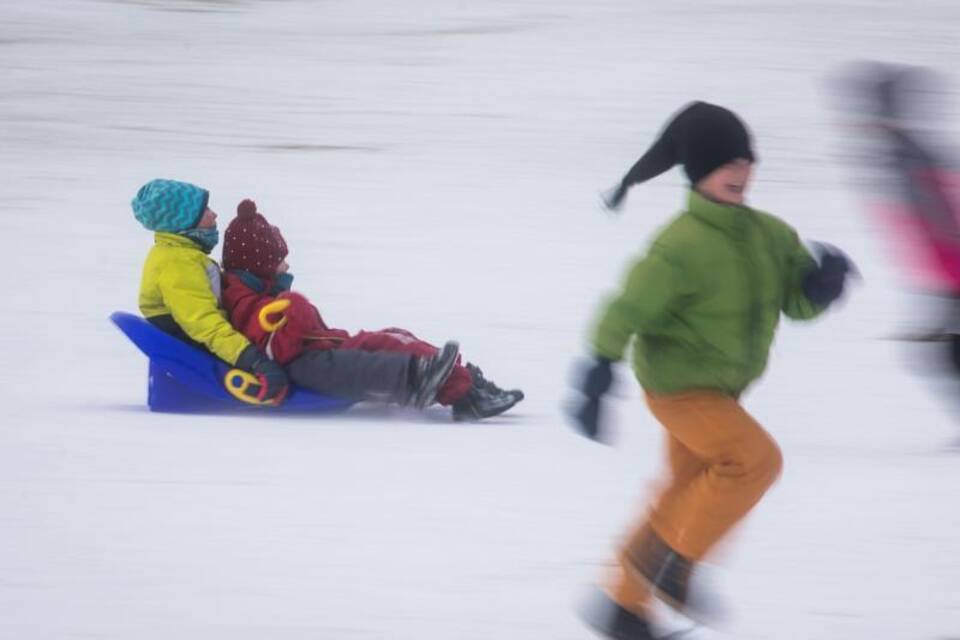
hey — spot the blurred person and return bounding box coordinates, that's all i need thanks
[219,199,523,420]
[568,102,853,638]
[839,63,960,364]
[132,179,459,410]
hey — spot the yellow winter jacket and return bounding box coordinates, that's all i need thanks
[138,232,250,365]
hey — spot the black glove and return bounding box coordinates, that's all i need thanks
[568,356,614,442]
[601,182,629,212]
[802,242,856,307]
[235,345,289,403]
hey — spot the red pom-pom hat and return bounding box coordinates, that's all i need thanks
[222,199,289,279]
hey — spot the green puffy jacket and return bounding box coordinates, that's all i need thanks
[139,232,250,365]
[593,190,823,396]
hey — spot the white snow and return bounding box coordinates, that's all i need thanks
[2,0,960,638]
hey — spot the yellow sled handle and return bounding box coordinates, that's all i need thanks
[224,369,278,406]
[259,299,291,332]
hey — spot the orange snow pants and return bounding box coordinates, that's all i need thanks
[605,391,783,613]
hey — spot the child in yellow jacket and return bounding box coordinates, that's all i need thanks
[132,178,289,402]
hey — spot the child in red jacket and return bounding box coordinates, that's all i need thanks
[221,199,523,420]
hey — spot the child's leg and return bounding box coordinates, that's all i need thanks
[642,391,783,561]
[602,548,656,618]
[604,435,704,617]
[606,392,780,620]
[340,330,472,405]
[286,349,412,403]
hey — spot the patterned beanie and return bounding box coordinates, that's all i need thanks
[222,199,289,279]
[131,179,209,232]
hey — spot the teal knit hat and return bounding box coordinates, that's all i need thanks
[131,179,210,232]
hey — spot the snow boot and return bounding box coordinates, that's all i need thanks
[626,529,725,625]
[628,531,693,612]
[465,362,524,402]
[452,384,519,421]
[584,596,658,640]
[409,341,460,409]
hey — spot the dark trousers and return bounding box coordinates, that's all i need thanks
[286,349,412,404]
[339,328,472,405]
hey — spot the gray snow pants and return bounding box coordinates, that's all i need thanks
[286,349,412,404]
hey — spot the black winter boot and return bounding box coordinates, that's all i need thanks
[626,529,725,624]
[465,362,524,402]
[409,341,460,409]
[452,385,519,421]
[628,531,693,611]
[584,596,658,640]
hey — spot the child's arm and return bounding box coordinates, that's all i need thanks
[592,249,682,361]
[571,249,681,443]
[157,259,251,366]
[780,229,823,320]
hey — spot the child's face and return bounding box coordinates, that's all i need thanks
[197,207,218,229]
[276,260,289,275]
[695,159,753,205]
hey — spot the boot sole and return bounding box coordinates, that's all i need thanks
[452,395,519,422]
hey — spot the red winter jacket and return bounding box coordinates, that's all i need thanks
[221,270,350,365]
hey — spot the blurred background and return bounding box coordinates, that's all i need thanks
[1,1,959,638]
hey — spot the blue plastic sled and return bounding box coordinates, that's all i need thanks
[110,311,353,414]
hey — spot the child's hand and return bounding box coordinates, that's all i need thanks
[803,242,858,307]
[236,345,289,402]
[571,396,605,441]
[812,242,860,278]
[567,356,615,444]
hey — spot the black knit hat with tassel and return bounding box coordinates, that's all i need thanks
[604,101,755,210]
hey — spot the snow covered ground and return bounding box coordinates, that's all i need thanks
[2,0,960,638]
